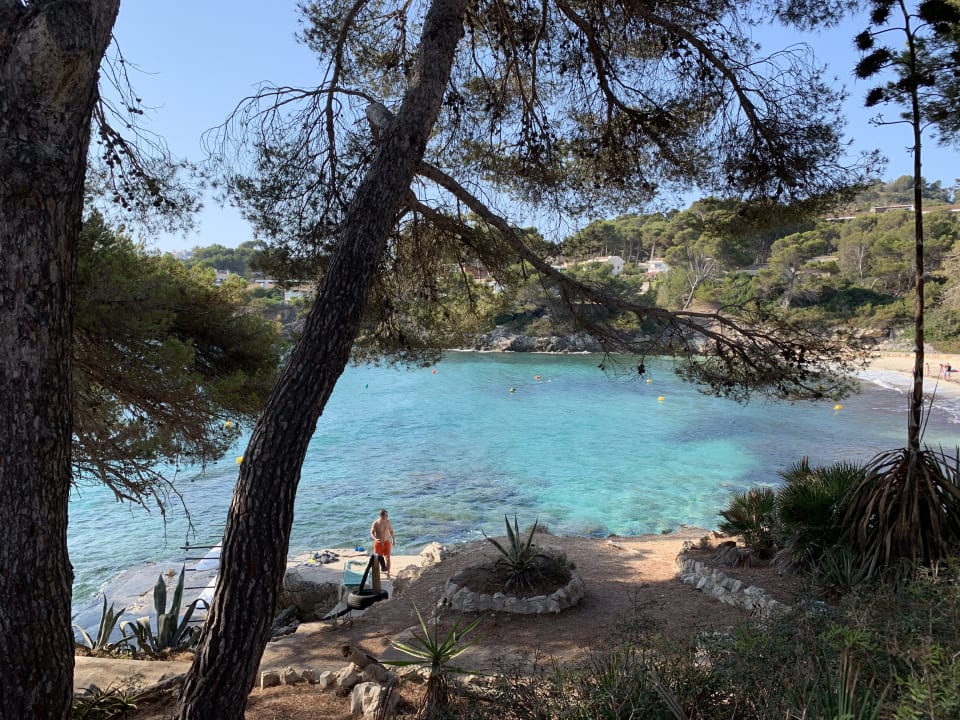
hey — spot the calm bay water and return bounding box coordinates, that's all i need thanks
[69,352,960,619]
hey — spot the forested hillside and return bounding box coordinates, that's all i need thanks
[184,176,960,352]
[554,177,959,347]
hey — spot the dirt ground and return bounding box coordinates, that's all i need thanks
[128,526,800,719]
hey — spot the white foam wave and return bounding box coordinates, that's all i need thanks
[857,370,960,426]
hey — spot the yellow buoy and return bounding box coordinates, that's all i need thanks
[235,456,244,465]
[646,378,653,384]
[834,404,843,411]
[657,396,665,402]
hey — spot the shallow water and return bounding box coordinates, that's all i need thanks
[69,352,959,622]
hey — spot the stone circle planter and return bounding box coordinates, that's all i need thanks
[443,567,585,614]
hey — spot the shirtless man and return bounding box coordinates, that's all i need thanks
[370,509,396,577]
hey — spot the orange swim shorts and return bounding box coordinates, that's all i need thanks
[373,539,391,556]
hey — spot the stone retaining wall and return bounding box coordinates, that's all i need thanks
[444,569,585,614]
[677,557,787,619]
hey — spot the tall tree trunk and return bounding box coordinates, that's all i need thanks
[175,0,466,716]
[0,2,119,717]
[905,3,925,453]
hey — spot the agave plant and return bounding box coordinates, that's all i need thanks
[842,446,960,580]
[774,458,865,573]
[120,565,206,657]
[73,595,131,656]
[71,684,141,719]
[386,603,481,720]
[484,515,548,591]
[717,487,776,557]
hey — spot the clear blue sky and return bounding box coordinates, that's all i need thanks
[112,2,960,254]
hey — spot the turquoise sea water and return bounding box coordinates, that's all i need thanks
[69,352,960,620]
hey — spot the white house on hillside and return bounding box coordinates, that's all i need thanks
[593,255,625,275]
[553,255,625,275]
[646,259,670,275]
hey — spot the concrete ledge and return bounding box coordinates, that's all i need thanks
[74,656,192,694]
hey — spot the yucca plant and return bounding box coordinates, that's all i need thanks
[484,515,548,591]
[717,487,777,557]
[386,603,481,719]
[774,459,865,573]
[120,565,205,657]
[814,546,873,598]
[73,595,131,656]
[842,446,960,581]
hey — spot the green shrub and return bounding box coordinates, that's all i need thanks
[814,546,874,598]
[774,458,865,574]
[717,487,776,556]
[894,642,960,719]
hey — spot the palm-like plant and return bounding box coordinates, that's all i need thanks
[842,447,960,579]
[387,604,481,720]
[774,459,865,573]
[484,515,548,591]
[717,487,776,557]
[848,0,960,581]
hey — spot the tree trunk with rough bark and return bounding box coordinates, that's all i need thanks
[908,58,925,453]
[174,0,466,716]
[0,2,119,717]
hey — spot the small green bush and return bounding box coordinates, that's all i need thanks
[717,487,776,556]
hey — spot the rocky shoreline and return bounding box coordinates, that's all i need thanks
[470,328,607,353]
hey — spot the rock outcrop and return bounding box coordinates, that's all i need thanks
[274,568,339,624]
[472,328,605,353]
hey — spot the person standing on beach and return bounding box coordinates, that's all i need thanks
[370,509,396,577]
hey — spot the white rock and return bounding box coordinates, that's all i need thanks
[280,666,301,685]
[335,664,360,692]
[259,670,280,689]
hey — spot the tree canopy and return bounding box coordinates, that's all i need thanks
[211,0,873,403]
[73,213,283,507]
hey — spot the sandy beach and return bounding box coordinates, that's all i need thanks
[864,349,960,398]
